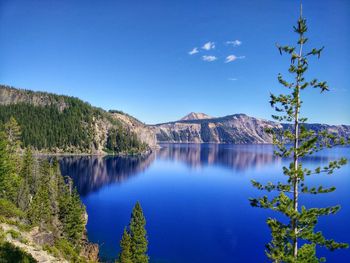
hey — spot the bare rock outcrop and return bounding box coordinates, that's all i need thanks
[150,113,350,144]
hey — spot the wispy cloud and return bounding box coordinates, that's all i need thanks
[225,55,245,63]
[228,78,238,81]
[188,47,199,55]
[202,55,217,62]
[226,40,242,47]
[202,41,215,50]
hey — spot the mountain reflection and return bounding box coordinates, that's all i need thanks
[156,144,334,169]
[157,144,277,171]
[59,144,337,196]
[59,154,155,196]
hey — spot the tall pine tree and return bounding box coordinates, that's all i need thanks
[28,162,53,229]
[129,202,148,263]
[0,131,21,203]
[3,117,21,157]
[118,202,149,263]
[17,148,34,211]
[118,228,133,263]
[250,3,349,262]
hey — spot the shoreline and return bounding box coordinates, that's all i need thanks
[32,148,154,157]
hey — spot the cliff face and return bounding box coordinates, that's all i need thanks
[109,112,157,148]
[151,113,350,144]
[1,85,349,147]
[0,86,69,111]
[151,114,281,144]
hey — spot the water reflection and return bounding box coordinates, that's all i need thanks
[157,144,277,171]
[59,144,338,196]
[58,145,349,262]
[157,144,338,169]
[59,154,155,196]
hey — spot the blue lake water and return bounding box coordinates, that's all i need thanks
[59,144,350,262]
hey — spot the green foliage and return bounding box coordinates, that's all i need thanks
[6,229,20,239]
[0,86,149,154]
[53,239,84,263]
[0,131,21,203]
[0,199,25,219]
[107,126,147,154]
[3,117,21,157]
[118,202,149,263]
[28,181,52,228]
[250,5,348,262]
[43,239,90,263]
[0,119,90,261]
[0,100,98,151]
[27,161,53,228]
[25,158,86,249]
[17,148,34,211]
[42,244,61,259]
[118,228,133,263]
[58,183,85,248]
[0,242,37,263]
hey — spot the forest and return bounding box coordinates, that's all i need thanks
[0,118,89,262]
[0,86,147,154]
[0,118,149,262]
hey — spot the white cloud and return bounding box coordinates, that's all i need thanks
[225,55,245,63]
[228,78,238,81]
[226,40,242,47]
[202,55,217,62]
[188,47,199,55]
[202,41,215,50]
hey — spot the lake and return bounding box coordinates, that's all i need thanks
[59,144,350,262]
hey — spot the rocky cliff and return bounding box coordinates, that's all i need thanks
[1,85,349,147]
[0,86,69,112]
[109,111,157,148]
[150,113,350,144]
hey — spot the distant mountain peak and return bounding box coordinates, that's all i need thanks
[180,112,213,121]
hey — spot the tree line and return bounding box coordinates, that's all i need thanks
[0,101,98,151]
[0,118,87,262]
[0,100,147,154]
[106,126,147,154]
[0,117,150,262]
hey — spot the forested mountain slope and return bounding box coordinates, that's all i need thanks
[0,85,155,154]
[1,85,348,149]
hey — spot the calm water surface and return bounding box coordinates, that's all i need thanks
[59,144,350,262]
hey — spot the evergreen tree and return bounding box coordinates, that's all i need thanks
[3,117,21,157]
[62,189,85,247]
[250,3,349,262]
[106,126,146,154]
[0,132,21,203]
[28,182,52,228]
[118,228,133,263]
[129,202,149,263]
[57,173,85,248]
[0,99,97,151]
[17,148,34,211]
[0,122,89,261]
[28,162,52,228]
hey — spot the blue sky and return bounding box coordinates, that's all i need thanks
[0,0,349,124]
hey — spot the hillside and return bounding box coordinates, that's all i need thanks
[1,86,349,148]
[0,85,156,154]
[151,113,350,144]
